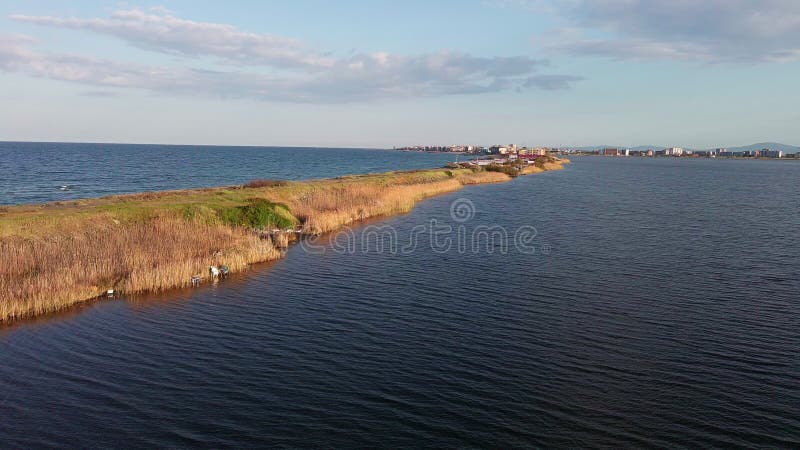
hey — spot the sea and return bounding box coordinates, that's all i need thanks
[1,142,798,448]
[0,142,457,205]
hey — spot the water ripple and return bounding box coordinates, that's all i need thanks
[1,156,800,447]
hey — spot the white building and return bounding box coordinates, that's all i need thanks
[765,150,783,158]
[665,147,684,156]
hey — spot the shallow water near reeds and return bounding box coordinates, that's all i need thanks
[1,152,799,447]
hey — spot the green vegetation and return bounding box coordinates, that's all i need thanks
[218,198,297,230]
[485,164,520,177]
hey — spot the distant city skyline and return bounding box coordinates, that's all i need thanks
[1,1,799,148]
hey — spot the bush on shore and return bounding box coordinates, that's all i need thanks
[219,198,297,230]
[484,163,520,177]
[242,179,288,188]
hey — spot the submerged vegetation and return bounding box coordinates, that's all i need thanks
[0,160,568,322]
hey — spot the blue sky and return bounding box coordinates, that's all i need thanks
[1,0,799,148]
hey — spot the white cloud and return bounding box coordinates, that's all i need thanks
[10,8,330,69]
[541,0,800,63]
[0,34,580,103]
[3,8,583,102]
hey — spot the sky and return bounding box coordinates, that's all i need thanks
[1,0,799,148]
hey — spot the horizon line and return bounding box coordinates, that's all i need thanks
[0,139,797,150]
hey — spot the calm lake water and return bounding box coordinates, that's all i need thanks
[1,150,799,448]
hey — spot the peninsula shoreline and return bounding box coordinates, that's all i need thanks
[0,159,569,323]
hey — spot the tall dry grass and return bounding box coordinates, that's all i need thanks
[520,165,545,175]
[1,162,566,322]
[458,171,511,185]
[0,217,280,322]
[288,178,464,234]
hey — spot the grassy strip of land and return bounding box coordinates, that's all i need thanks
[0,159,568,322]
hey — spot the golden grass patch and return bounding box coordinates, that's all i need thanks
[0,163,566,322]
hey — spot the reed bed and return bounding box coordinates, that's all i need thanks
[0,217,280,322]
[520,165,545,175]
[458,171,512,185]
[0,163,566,322]
[288,178,465,234]
[520,158,570,175]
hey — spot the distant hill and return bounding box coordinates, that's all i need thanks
[722,142,800,153]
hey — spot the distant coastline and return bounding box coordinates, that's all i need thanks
[573,153,800,160]
[394,142,800,159]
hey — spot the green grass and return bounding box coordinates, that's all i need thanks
[0,167,528,237]
[218,198,297,230]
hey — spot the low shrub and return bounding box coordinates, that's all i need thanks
[219,198,297,230]
[242,179,288,189]
[485,164,519,177]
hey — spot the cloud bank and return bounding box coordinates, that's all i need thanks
[10,9,330,69]
[2,8,582,102]
[545,0,800,63]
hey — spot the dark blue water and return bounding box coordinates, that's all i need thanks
[0,142,456,205]
[1,155,799,448]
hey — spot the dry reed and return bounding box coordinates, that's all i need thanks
[0,162,566,322]
[458,171,511,185]
[0,217,280,322]
[287,178,464,234]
